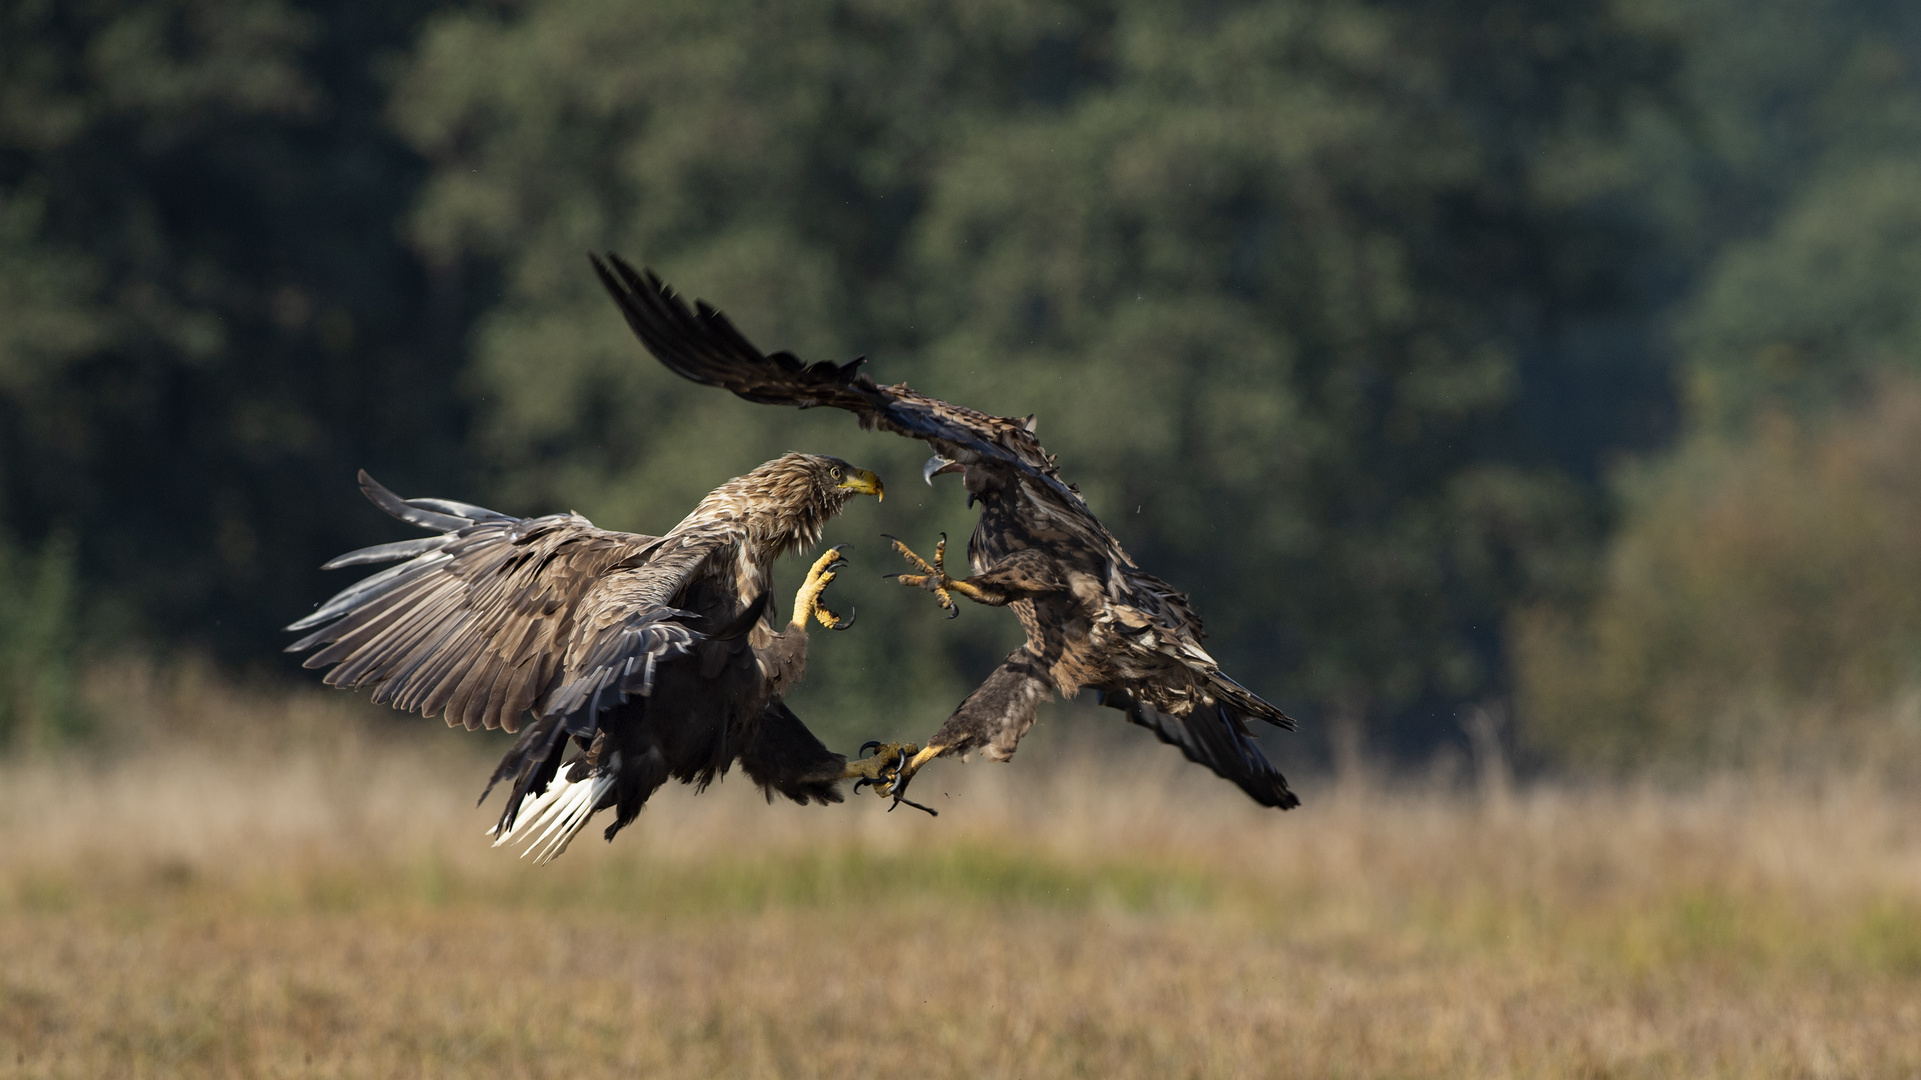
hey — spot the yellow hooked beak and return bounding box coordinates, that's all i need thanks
[837,467,885,502]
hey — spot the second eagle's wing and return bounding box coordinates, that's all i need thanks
[591,253,1081,503]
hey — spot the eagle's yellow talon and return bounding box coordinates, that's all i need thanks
[884,743,946,815]
[887,535,961,617]
[814,602,855,630]
[883,534,938,575]
[841,741,918,794]
[792,547,850,631]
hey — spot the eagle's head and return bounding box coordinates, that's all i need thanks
[713,452,883,559]
[921,414,1048,509]
[922,452,1016,508]
[804,453,886,508]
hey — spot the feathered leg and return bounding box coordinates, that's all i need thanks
[850,649,1054,814]
[884,534,963,615]
[480,713,572,835]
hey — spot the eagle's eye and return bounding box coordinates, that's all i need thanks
[830,466,843,480]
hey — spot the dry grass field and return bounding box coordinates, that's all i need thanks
[4,677,1921,1078]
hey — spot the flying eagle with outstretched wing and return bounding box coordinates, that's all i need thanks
[591,253,1299,811]
[286,454,897,862]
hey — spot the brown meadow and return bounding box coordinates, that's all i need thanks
[4,675,1921,1078]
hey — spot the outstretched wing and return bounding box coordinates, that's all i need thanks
[286,471,709,736]
[592,253,1083,505]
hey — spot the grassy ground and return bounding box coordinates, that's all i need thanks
[4,683,1921,1077]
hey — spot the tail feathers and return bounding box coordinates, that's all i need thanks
[489,766,617,864]
[1211,673,1296,731]
[1103,689,1300,810]
[481,712,571,833]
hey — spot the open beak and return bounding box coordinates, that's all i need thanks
[838,468,885,502]
[923,455,964,486]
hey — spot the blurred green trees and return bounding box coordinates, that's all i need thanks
[5,0,1921,764]
[1514,387,1921,766]
[0,530,85,748]
[0,0,475,673]
[1510,0,1921,766]
[392,0,1675,751]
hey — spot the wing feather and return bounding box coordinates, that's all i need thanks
[593,253,1082,504]
[405,497,514,522]
[321,535,459,570]
[288,471,714,736]
[287,554,454,637]
[357,471,474,532]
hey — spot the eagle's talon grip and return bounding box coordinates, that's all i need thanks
[794,547,851,630]
[840,741,919,795]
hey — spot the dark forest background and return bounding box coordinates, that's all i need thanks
[6,0,1921,771]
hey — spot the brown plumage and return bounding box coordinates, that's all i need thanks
[592,253,1298,810]
[286,453,885,860]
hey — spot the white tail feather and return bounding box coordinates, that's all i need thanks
[488,768,616,865]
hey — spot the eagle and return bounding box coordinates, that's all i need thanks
[592,253,1299,811]
[285,454,895,862]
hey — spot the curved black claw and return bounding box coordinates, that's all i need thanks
[828,606,857,630]
[849,741,914,800]
[885,762,939,816]
[888,791,939,816]
[945,604,959,620]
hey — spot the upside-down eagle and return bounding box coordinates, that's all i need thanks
[592,253,1299,811]
[285,454,893,862]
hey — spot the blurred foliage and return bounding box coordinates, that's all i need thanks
[0,530,86,748]
[1618,0,1921,430]
[391,0,1677,750]
[1681,159,1921,428]
[1510,0,1921,766]
[8,0,1921,765]
[0,0,477,662]
[1514,383,1921,766]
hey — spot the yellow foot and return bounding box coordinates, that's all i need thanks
[792,547,855,631]
[842,741,915,787]
[884,533,960,618]
[840,741,943,816]
[886,743,946,814]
